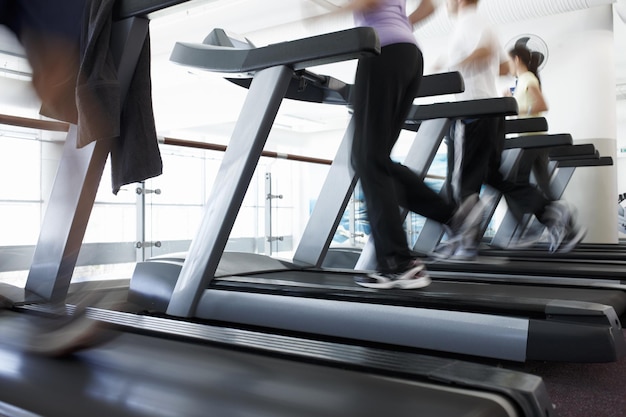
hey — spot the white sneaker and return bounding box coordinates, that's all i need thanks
[356,259,431,290]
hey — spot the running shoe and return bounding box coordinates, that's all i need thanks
[355,259,431,289]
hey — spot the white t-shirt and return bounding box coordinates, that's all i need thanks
[446,6,505,101]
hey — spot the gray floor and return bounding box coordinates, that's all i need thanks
[510,329,626,417]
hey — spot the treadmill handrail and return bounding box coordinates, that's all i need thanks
[406,97,518,121]
[550,150,599,161]
[505,117,549,134]
[503,133,572,150]
[170,27,380,73]
[414,71,464,98]
[556,156,613,168]
[549,144,596,158]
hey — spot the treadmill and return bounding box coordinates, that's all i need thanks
[0,7,556,417]
[495,119,612,238]
[491,141,614,252]
[320,109,626,319]
[410,115,575,256]
[406,116,625,285]
[460,117,617,256]
[125,28,625,363]
[486,148,619,261]
[328,93,626,305]
[0,295,554,417]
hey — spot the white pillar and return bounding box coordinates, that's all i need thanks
[615,8,626,238]
[545,7,617,243]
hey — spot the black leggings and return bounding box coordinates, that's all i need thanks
[448,117,549,221]
[351,43,455,272]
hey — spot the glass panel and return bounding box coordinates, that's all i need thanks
[0,203,41,246]
[0,135,40,201]
[0,131,41,286]
[263,157,331,258]
[84,204,136,243]
[141,145,213,259]
[95,158,137,204]
[149,147,208,206]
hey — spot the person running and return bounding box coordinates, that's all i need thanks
[434,0,585,260]
[507,44,555,201]
[327,0,486,289]
[0,0,120,357]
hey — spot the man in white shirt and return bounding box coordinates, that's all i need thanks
[437,0,585,258]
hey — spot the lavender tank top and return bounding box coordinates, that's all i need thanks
[353,0,417,47]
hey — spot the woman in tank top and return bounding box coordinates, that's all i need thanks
[336,1,486,288]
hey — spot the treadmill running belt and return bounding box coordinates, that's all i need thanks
[214,270,626,317]
[0,311,521,417]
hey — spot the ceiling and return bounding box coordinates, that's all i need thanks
[0,0,625,155]
[147,0,626,155]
